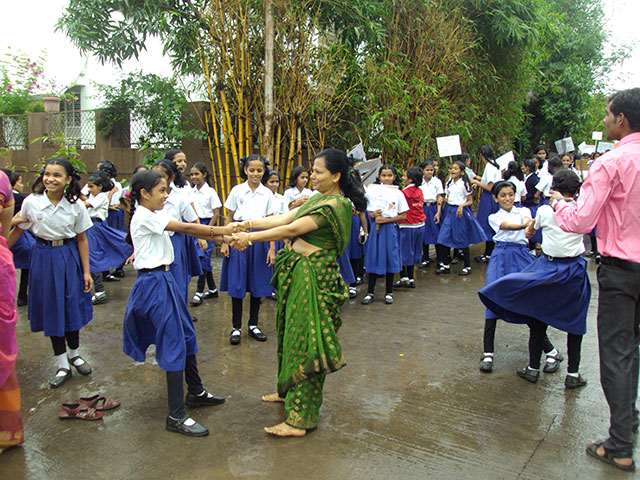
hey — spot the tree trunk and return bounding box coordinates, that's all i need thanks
[263,0,275,165]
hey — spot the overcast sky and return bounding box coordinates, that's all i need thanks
[1,0,638,97]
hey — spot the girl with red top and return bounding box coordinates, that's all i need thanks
[395,167,425,288]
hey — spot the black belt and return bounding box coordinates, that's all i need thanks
[35,237,72,246]
[91,217,103,223]
[139,265,170,273]
[600,256,640,272]
[544,254,581,262]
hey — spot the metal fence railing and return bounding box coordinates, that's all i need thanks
[48,110,97,149]
[0,114,29,149]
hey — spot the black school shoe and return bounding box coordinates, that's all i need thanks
[166,416,209,437]
[564,374,587,389]
[185,390,226,408]
[248,326,267,341]
[49,368,72,389]
[517,366,540,383]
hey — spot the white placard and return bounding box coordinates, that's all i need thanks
[348,142,367,164]
[592,131,603,141]
[554,136,575,154]
[597,141,615,153]
[356,157,382,186]
[495,151,515,171]
[366,184,401,216]
[436,135,462,158]
[581,144,596,155]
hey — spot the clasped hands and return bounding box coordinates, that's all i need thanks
[225,221,254,252]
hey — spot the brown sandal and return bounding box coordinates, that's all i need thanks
[58,403,103,421]
[78,394,121,411]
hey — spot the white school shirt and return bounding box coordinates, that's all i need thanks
[365,184,409,218]
[506,177,527,202]
[283,186,313,204]
[86,192,110,221]
[225,182,276,221]
[161,187,198,236]
[445,178,472,206]
[272,192,288,215]
[20,193,93,240]
[130,205,174,270]
[488,207,532,245]
[481,162,502,184]
[191,183,222,219]
[535,171,553,197]
[465,167,476,180]
[419,177,444,203]
[109,180,123,206]
[534,203,585,258]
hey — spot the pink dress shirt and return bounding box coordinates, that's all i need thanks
[554,132,640,263]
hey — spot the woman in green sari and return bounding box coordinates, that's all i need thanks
[231,148,367,437]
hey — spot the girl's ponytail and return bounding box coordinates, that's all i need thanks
[480,145,499,169]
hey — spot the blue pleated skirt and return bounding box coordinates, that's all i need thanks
[483,242,535,319]
[185,235,204,277]
[476,190,500,239]
[220,241,273,298]
[478,255,590,335]
[364,222,402,275]
[11,230,34,269]
[197,217,215,273]
[337,250,356,284]
[106,208,126,232]
[437,204,488,248]
[400,226,424,266]
[170,232,192,302]
[87,221,131,273]
[423,204,440,244]
[123,269,198,371]
[348,215,365,260]
[28,239,92,337]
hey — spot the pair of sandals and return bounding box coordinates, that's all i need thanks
[58,394,121,421]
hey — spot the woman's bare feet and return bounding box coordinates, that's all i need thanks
[264,422,306,437]
[261,393,284,403]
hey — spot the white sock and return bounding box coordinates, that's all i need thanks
[482,353,494,362]
[249,325,261,333]
[527,366,540,372]
[68,349,85,365]
[567,372,579,378]
[56,353,70,373]
[183,417,196,426]
[231,329,241,336]
[547,348,559,358]
[194,292,203,297]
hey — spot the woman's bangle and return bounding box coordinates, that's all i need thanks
[248,219,253,230]
[210,225,215,238]
[247,233,253,246]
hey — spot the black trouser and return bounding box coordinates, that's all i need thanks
[437,245,470,268]
[166,355,204,419]
[368,272,394,295]
[422,245,430,262]
[91,272,105,293]
[18,269,29,303]
[597,262,640,457]
[231,296,261,329]
[400,265,415,280]
[482,318,554,354]
[528,318,582,372]
[50,330,80,356]
[484,240,495,256]
[196,271,216,293]
[350,258,364,284]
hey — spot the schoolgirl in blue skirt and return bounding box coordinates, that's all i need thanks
[84,170,132,305]
[220,155,277,345]
[362,165,409,305]
[123,170,232,436]
[263,170,288,301]
[479,170,589,388]
[189,163,222,306]
[522,158,543,246]
[345,210,368,298]
[418,159,444,267]
[471,146,502,263]
[7,158,93,388]
[436,161,487,275]
[395,167,425,288]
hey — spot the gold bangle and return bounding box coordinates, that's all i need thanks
[247,233,253,246]
[249,219,253,230]
[210,225,214,238]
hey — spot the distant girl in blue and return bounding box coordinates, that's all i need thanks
[418,159,444,267]
[84,170,131,305]
[8,158,93,389]
[263,170,287,301]
[471,146,502,263]
[123,170,232,437]
[220,155,276,345]
[435,161,487,275]
[522,157,542,247]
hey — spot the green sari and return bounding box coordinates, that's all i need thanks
[271,193,352,429]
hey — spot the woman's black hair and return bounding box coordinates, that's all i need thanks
[459,152,471,164]
[533,144,549,157]
[479,145,499,169]
[1,168,20,187]
[239,154,270,183]
[32,157,82,203]
[492,180,516,197]
[288,166,309,188]
[98,160,117,179]
[314,148,367,212]
[419,158,435,169]
[88,170,114,193]
[548,156,564,176]
[376,164,401,186]
[551,169,581,197]
[132,165,148,175]
[523,158,537,174]
[262,170,280,186]
[192,162,211,186]
[531,154,543,170]
[446,160,472,191]
[503,160,524,182]
[164,149,184,162]
[126,170,165,244]
[405,166,423,186]
[153,159,186,188]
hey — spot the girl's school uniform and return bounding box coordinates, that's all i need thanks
[535,171,553,204]
[523,172,542,244]
[437,179,487,249]
[479,202,590,335]
[420,177,444,245]
[476,163,502,238]
[507,178,527,207]
[123,205,198,371]
[283,186,313,206]
[220,182,277,299]
[19,193,93,337]
[191,183,222,273]
[398,184,425,266]
[337,250,356,285]
[173,184,204,278]
[106,180,126,232]
[85,192,131,273]
[10,191,34,270]
[364,184,409,275]
[347,214,365,261]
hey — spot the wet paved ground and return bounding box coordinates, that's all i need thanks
[2,246,636,479]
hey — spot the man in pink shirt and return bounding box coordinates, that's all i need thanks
[551,88,640,472]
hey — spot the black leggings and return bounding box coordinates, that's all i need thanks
[368,273,394,295]
[482,318,555,355]
[231,296,261,329]
[484,241,495,256]
[196,271,217,293]
[400,265,415,280]
[422,245,431,262]
[436,245,470,268]
[528,318,582,373]
[50,331,80,356]
[18,269,29,302]
[166,355,204,419]
[350,258,364,285]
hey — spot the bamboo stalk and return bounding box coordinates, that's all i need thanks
[275,122,282,178]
